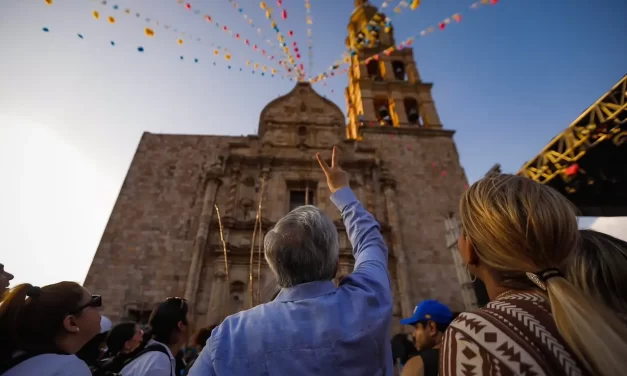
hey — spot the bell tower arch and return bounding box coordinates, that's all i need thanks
[345,0,443,140]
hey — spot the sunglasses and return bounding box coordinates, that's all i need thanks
[71,295,102,314]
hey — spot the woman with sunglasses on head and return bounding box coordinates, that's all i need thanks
[0,282,102,375]
[121,297,192,376]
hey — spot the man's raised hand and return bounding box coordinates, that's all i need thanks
[316,146,350,193]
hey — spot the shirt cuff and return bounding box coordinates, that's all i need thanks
[330,187,357,211]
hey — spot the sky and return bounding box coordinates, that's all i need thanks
[0,0,626,287]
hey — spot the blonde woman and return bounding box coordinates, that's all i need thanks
[440,174,627,376]
[567,229,627,320]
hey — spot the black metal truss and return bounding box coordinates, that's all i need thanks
[519,75,627,184]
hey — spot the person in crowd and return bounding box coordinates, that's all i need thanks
[567,229,627,320]
[400,300,453,376]
[442,174,627,376]
[106,322,145,358]
[121,297,192,376]
[91,322,145,375]
[183,326,216,375]
[0,263,14,300]
[189,146,393,375]
[391,333,419,374]
[0,282,102,375]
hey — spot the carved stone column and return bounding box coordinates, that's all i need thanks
[382,177,413,318]
[226,164,241,217]
[361,96,377,124]
[371,166,385,221]
[205,258,227,326]
[259,167,271,220]
[184,174,222,304]
[405,60,420,84]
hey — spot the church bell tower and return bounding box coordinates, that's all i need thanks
[345,0,444,140]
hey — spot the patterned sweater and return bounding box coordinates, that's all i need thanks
[439,292,590,376]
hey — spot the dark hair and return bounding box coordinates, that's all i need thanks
[391,333,418,365]
[76,332,108,367]
[0,282,85,362]
[568,230,627,317]
[105,323,138,356]
[192,326,216,350]
[149,298,188,345]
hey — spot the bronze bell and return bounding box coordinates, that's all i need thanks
[378,105,389,118]
[408,107,419,123]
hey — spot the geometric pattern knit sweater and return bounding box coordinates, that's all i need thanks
[439,292,590,376]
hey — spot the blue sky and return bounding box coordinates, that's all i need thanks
[0,0,625,286]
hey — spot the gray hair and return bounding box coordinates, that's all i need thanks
[264,205,339,288]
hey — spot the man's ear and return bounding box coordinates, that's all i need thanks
[428,321,438,336]
[177,321,185,332]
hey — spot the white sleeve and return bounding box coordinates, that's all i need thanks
[141,352,173,376]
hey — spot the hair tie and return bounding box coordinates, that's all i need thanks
[526,268,562,291]
[26,286,41,298]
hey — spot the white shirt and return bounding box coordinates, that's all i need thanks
[3,353,91,376]
[120,339,175,376]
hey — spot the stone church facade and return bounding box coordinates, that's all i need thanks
[84,0,478,334]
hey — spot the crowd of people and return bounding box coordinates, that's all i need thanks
[1,146,627,375]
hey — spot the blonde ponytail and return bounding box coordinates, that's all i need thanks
[547,277,627,375]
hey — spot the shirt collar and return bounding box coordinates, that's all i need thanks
[276,280,337,302]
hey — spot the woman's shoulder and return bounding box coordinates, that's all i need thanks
[448,292,554,343]
[5,354,91,376]
[443,292,586,376]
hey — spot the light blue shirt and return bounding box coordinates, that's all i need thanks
[189,187,393,376]
[3,354,91,376]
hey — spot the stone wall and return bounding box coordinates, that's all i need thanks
[84,83,469,330]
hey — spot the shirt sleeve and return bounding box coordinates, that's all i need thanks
[187,339,217,376]
[331,187,391,299]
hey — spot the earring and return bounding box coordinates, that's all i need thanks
[466,263,477,282]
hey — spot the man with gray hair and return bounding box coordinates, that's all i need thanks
[190,146,393,376]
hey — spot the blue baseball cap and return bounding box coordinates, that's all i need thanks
[400,300,453,326]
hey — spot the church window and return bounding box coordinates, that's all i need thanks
[297,125,307,144]
[287,181,316,211]
[392,61,406,81]
[403,98,422,126]
[289,190,315,211]
[374,98,393,126]
[366,60,382,81]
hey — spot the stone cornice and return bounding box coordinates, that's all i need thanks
[342,139,377,154]
[360,126,455,138]
[228,154,377,171]
[208,218,392,233]
[263,120,344,127]
[359,79,434,92]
